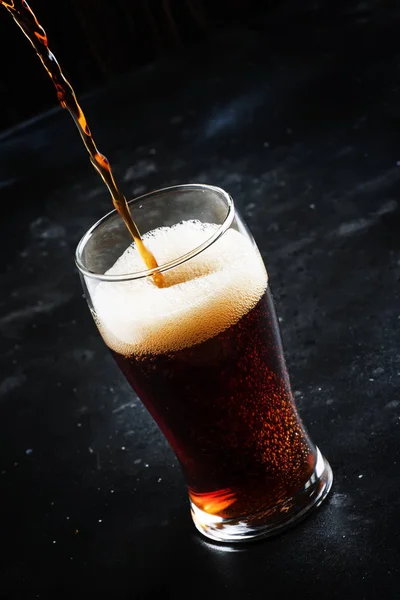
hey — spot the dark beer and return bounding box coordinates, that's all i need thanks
[94,221,316,520]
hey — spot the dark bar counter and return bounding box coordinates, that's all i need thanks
[0,3,399,598]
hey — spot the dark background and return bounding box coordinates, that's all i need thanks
[0,0,386,132]
[1,0,400,598]
[0,0,274,131]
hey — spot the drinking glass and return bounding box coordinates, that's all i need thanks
[75,184,332,542]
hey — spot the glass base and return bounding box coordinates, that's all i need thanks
[190,447,333,543]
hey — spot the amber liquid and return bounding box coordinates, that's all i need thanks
[111,288,316,519]
[1,0,164,287]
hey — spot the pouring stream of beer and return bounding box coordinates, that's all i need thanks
[1,0,164,287]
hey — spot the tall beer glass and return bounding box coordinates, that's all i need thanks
[76,184,332,542]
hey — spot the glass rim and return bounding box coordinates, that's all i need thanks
[75,183,235,282]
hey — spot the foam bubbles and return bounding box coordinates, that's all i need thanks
[93,220,268,355]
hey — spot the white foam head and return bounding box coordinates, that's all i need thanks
[93,220,268,355]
